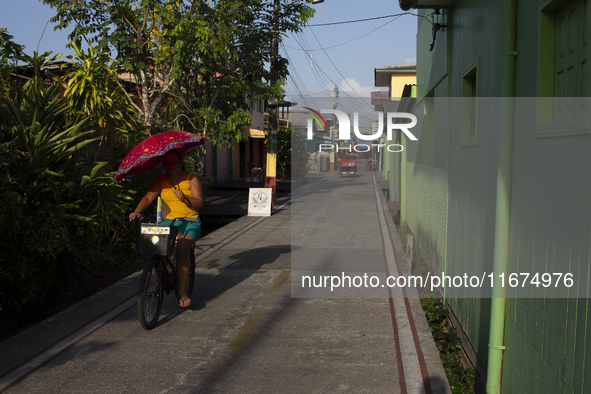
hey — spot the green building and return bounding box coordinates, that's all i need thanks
[389,0,591,392]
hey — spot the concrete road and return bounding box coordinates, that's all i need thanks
[0,169,450,394]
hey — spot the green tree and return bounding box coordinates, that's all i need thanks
[277,127,309,180]
[0,28,25,96]
[62,42,137,160]
[168,0,313,147]
[43,0,314,144]
[63,43,133,130]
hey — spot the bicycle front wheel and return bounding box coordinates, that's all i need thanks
[137,258,164,330]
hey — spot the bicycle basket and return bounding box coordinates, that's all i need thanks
[137,224,178,256]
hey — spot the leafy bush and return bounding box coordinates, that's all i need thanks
[0,52,135,314]
[421,299,476,392]
[395,219,474,392]
[0,186,71,312]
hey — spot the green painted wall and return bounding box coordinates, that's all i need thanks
[413,0,591,391]
[382,135,389,179]
[504,298,591,393]
[416,9,448,99]
[404,9,452,293]
[388,136,400,203]
[402,88,449,277]
[404,162,447,271]
[502,100,591,390]
[503,0,591,391]
[444,97,501,365]
[415,0,505,371]
[401,156,407,223]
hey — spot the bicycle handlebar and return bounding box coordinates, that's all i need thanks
[134,215,198,224]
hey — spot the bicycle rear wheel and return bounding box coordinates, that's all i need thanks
[186,248,196,297]
[137,258,164,330]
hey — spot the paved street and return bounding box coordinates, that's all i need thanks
[0,167,450,394]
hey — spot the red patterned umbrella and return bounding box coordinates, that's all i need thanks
[114,131,207,183]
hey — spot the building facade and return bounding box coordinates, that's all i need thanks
[373,65,416,207]
[395,1,591,392]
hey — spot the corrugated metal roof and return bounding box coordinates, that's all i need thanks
[375,63,417,71]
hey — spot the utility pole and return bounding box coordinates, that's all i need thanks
[266,0,324,203]
[330,85,338,171]
[265,0,280,205]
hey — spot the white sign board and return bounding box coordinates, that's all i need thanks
[248,188,272,217]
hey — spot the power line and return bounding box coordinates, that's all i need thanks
[308,27,375,114]
[307,12,417,26]
[291,31,332,96]
[285,14,405,52]
[284,32,377,126]
[281,42,314,108]
[282,11,427,127]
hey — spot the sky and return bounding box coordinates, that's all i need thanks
[0,0,418,103]
[281,0,417,101]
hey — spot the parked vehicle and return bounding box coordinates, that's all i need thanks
[338,154,357,177]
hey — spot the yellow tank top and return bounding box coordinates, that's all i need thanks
[160,174,199,219]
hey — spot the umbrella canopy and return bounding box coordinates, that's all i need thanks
[114,131,207,183]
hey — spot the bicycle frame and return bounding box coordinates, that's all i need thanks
[152,256,178,295]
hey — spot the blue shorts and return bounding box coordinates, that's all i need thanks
[161,217,201,241]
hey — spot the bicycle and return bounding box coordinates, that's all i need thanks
[365,159,377,172]
[135,216,197,330]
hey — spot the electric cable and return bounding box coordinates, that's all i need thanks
[281,42,314,106]
[286,12,424,52]
[309,26,375,113]
[291,31,332,97]
[286,28,386,127]
[307,12,417,26]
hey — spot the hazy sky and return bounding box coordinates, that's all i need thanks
[1,0,418,102]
